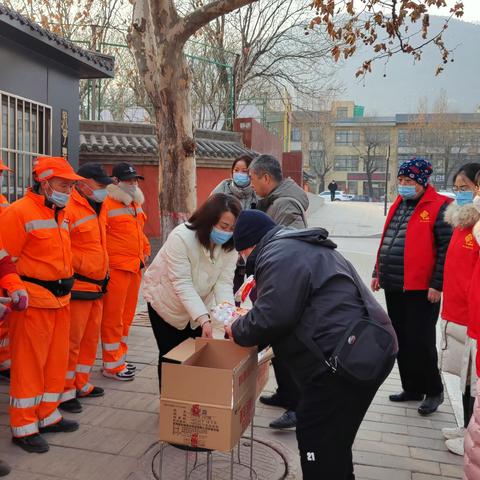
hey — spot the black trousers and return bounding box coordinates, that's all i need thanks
[296,362,393,480]
[272,357,301,410]
[330,191,336,201]
[463,385,475,428]
[385,290,443,396]
[147,303,202,391]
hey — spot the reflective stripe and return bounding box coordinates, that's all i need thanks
[0,360,11,370]
[66,370,75,380]
[25,218,58,233]
[11,257,18,263]
[0,249,8,260]
[136,207,144,214]
[10,395,42,408]
[0,337,9,348]
[60,220,69,231]
[42,392,61,403]
[60,390,76,402]
[121,336,128,343]
[12,422,39,437]
[38,409,62,428]
[102,342,120,352]
[76,364,91,374]
[77,383,93,395]
[103,355,125,370]
[108,207,135,218]
[71,214,96,229]
[38,169,54,180]
[0,202,9,208]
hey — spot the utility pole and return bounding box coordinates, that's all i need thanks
[384,144,391,216]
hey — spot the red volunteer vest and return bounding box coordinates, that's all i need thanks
[377,185,451,291]
[442,226,479,326]
[468,260,480,340]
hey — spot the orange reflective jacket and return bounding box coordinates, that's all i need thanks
[104,185,150,272]
[0,194,9,213]
[65,189,108,296]
[0,189,73,308]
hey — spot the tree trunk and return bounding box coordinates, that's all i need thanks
[130,1,197,242]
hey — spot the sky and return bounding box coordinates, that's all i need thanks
[432,0,480,23]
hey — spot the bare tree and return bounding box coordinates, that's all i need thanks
[307,113,333,193]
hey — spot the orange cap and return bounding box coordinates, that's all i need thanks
[33,156,84,181]
[0,159,12,172]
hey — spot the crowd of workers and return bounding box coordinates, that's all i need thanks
[0,151,480,479]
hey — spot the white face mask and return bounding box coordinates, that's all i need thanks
[118,181,138,197]
[473,195,480,213]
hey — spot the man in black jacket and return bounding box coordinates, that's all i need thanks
[226,210,397,480]
[372,158,453,416]
[328,179,338,201]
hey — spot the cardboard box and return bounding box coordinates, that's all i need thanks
[159,338,258,452]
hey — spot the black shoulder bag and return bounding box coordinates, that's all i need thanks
[297,260,397,386]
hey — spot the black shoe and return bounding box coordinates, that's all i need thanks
[259,393,289,409]
[0,370,10,380]
[78,386,104,398]
[59,398,83,413]
[39,418,79,434]
[418,392,444,416]
[0,459,10,476]
[389,391,424,402]
[12,433,49,453]
[126,363,136,372]
[269,410,297,429]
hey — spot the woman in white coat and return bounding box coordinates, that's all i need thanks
[143,193,241,389]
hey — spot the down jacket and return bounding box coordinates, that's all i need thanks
[464,379,480,480]
[143,223,237,330]
[376,186,452,291]
[232,227,398,385]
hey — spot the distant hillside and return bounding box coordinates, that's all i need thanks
[335,17,480,115]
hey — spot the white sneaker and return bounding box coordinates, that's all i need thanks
[102,368,135,381]
[442,426,465,440]
[445,437,464,456]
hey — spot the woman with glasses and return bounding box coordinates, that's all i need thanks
[440,163,480,456]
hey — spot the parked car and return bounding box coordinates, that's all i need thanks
[319,190,354,202]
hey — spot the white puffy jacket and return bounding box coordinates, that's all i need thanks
[143,223,237,330]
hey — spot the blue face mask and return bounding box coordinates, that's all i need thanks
[210,227,233,245]
[398,185,417,199]
[455,190,474,206]
[46,182,70,207]
[90,188,108,203]
[233,172,250,187]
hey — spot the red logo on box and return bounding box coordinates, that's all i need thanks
[191,404,201,416]
[191,433,198,447]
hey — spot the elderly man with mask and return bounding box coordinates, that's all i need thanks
[372,158,453,416]
[225,210,397,480]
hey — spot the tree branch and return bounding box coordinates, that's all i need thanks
[180,0,259,42]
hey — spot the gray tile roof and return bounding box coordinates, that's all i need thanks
[79,122,254,160]
[0,4,114,79]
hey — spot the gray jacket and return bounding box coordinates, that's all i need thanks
[211,179,257,211]
[256,178,309,228]
[232,228,397,384]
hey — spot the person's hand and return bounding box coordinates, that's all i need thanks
[10,289,28,311]
[202,321,213,338]
[371,277,380,292]
[428,288,442,303]
[224,323,233,340]
[0,303,11,321]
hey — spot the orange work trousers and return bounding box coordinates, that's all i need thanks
[64,298,103,398]
[101,269,141,373]
[9,305,70,437]
[0,318,10,371]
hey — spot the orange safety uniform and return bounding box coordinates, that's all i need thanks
[101,184,150,373]
[0,236,25,372]
[0,159,13,370]
[64,188,108,397]
[1,158,82,437]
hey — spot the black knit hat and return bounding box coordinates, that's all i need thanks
[233,210,277,251]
